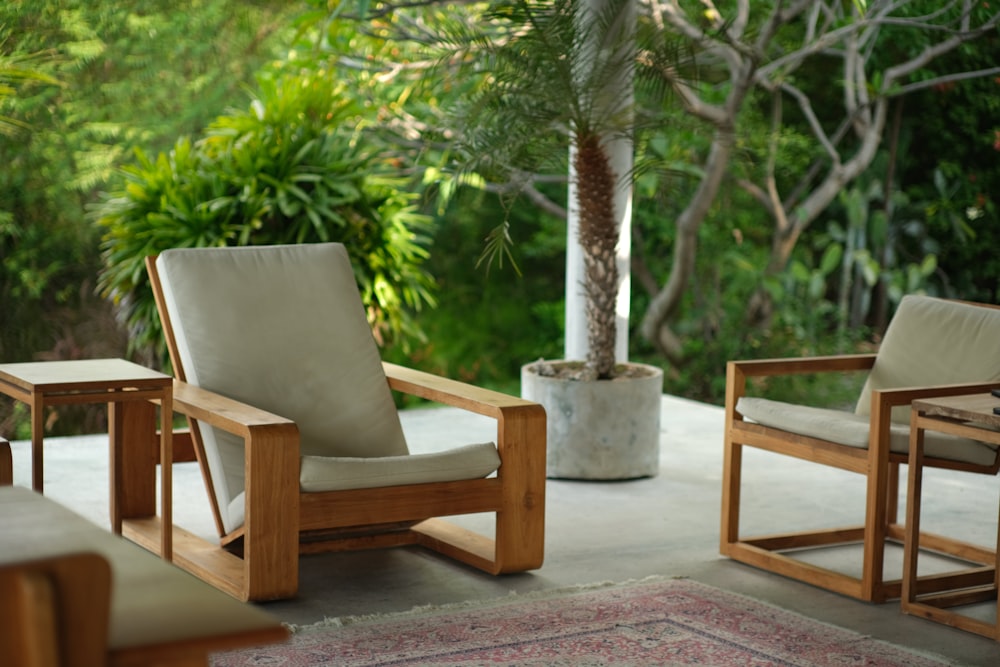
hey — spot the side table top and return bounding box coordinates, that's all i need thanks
[0,358,171,392]
[912,393,1000,429]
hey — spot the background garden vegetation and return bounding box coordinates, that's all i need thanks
[1,0,997,436]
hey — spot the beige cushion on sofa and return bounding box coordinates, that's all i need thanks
[156,243,500,534]
[736,295,1000,467]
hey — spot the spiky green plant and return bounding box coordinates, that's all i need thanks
[435,0,684,379]
[95,71,437,366]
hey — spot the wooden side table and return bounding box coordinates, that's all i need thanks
[902,393,1000,639]
[0,359,174,560]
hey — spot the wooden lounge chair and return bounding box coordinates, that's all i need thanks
[136,242,545,601]
[721,295,1000,602]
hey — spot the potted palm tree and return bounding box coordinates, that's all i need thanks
[440,0,681,479]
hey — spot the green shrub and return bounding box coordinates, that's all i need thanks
[95,72,436,367]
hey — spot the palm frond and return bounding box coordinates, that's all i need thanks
[476,219,522,276]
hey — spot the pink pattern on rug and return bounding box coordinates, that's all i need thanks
[212,578,951,666]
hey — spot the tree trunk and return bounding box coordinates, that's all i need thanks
[574,133,621,379]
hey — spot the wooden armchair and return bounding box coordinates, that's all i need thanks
[0,552,111,667]
[721,295,1000,603]
[132,243,545,602]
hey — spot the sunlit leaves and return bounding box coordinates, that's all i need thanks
[95,69,437,362]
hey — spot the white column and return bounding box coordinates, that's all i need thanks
[563,0,634,364]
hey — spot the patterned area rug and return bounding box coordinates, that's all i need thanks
[212,577,952,666]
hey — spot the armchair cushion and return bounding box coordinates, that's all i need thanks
[856,295,1000,423]
[736,397,999,466]
[734,295,1000,468]
[300,442,501,493]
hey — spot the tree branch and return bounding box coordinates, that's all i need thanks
[891,66,1000,97]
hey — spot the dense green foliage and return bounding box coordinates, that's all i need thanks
[1,1,998,437]
[95,72,437,367]
[0,3,293,355]
[0,1,294,435]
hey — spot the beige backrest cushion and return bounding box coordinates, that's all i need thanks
[855,295,1000,423]
[156,243,408,533]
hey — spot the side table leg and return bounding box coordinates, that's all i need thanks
[159,391,173,561]
[109,400,157,534]
[31,394,44,493]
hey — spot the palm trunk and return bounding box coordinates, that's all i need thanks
[574,132,619,379]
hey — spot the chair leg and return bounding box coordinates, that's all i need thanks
[242,424,300,601]
[720,433,742,554]
[0,439,11,486]
[417,401,546,575]
[720,361,744,555]
[492,403,546,573]
[109,401,158,533]
[861,407,896,602]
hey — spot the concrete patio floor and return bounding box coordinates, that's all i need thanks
[7,394,1000,665]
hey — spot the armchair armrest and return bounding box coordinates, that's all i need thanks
[729,353,877,378]
[171,379,297,440]
[872,381,1000,411]
[169,379,299,594]
[382,362,541,420]
[382,363,546,485]
[726,354,878,416]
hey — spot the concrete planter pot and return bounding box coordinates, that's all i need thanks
[521,360,663,480]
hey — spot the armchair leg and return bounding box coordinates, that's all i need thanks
[492,403,546,573]
[861,474,890,602]
[720,433,743,555]
[416,402,546,575]
[720,362,743,555]
[242,424,300,601]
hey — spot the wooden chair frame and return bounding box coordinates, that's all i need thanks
[123,256,546,602]
[0,552,111,667]
[721,353,1000,603]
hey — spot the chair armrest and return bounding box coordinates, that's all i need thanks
[382,363,546,477]
[170,379,300,558]
[726,354,877,417]
[382,362,539,421]
[872,381,1000,409]
[729,353,877,378]
[171,379,298,441]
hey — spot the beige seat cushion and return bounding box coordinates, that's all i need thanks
[156,243,500,534]
[736,397,999,466]
[735,295,1000,468]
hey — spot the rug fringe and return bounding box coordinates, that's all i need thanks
[286,574,686,634]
